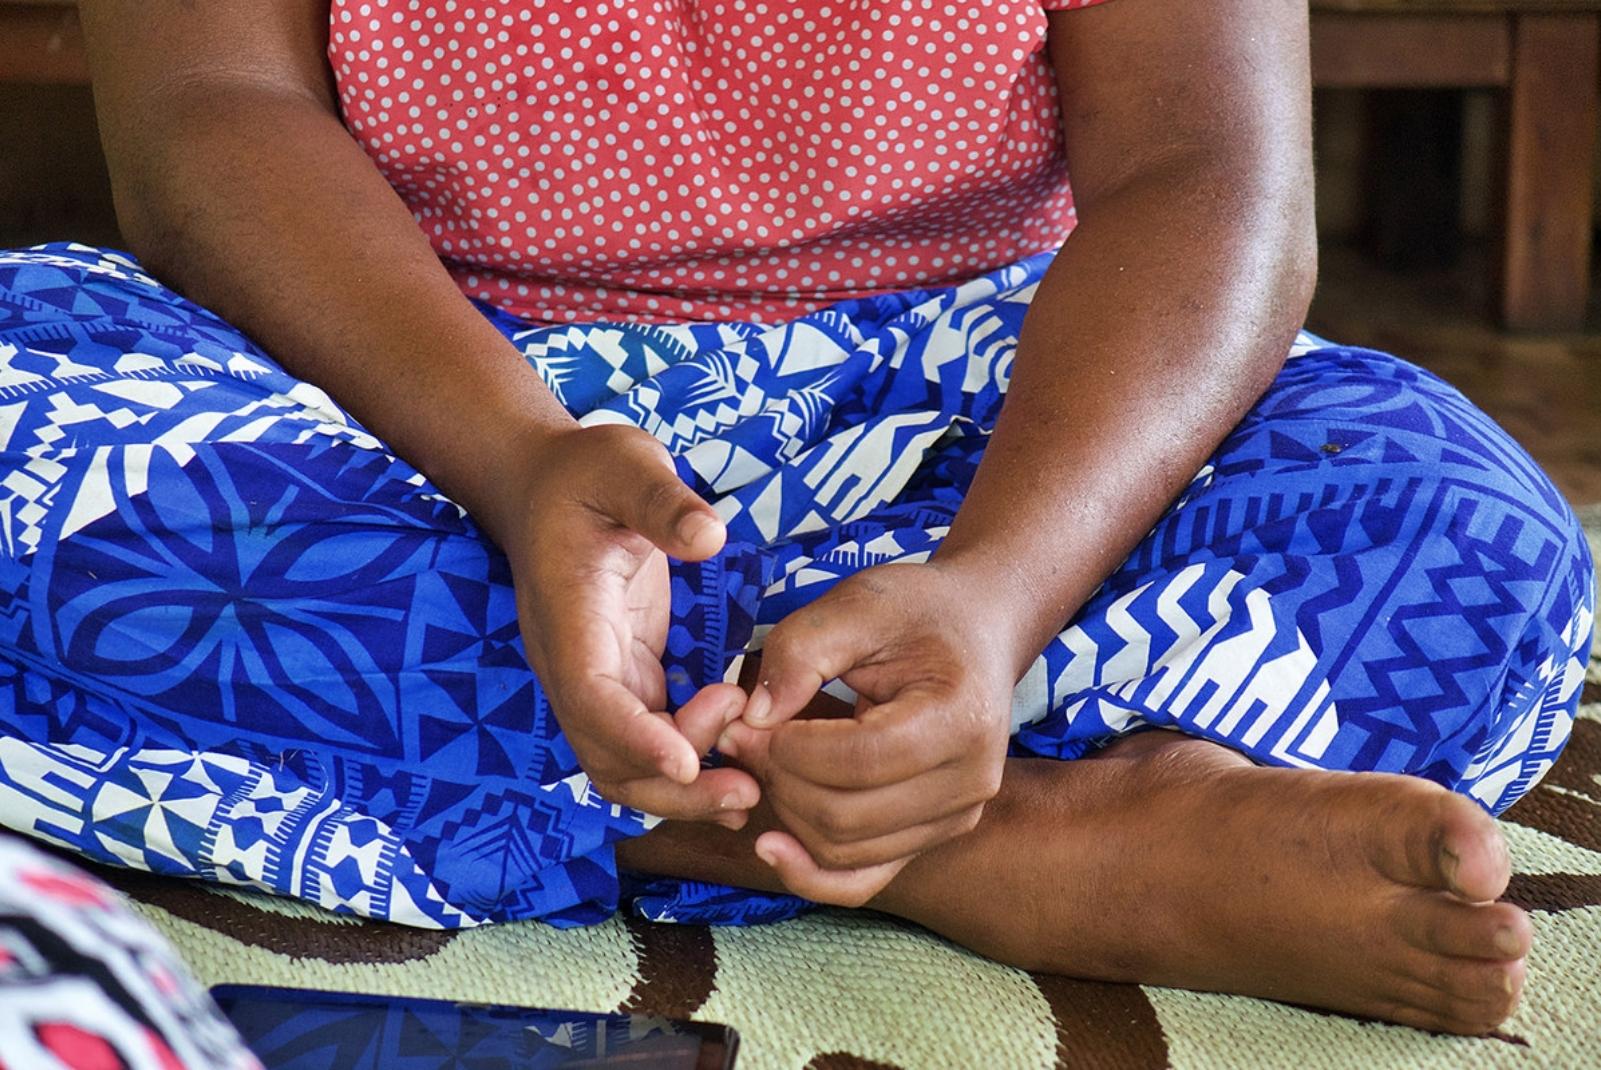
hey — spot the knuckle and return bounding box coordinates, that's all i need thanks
[811,803,859,841]
[844,730,886,772]
[956,701,998,747]
[811,840,863,871]
[975,762,1004,803]
[760,623,803,667]
[638,469,687,520]
[578,747,633,784]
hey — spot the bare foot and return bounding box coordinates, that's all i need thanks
[619,731,1531,1035]
[875,732,1531,1035]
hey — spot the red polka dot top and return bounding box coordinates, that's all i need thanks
[330,1,1111,326]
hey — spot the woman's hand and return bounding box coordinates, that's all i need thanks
[498,423,760,829]
[718,562,1018,905]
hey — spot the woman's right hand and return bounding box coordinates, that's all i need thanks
[493,423,760,830]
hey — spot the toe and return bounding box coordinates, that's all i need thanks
[1438,801,1512,904]
[1386,956,1524,1035]
[1408,954,1525,1024]
[1370,780,1509,902]
[1396,895,1532,960]
[1382,1003,1496,1037]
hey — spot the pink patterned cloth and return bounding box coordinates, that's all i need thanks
[0,835,258,1070]
[330,0,1112,325]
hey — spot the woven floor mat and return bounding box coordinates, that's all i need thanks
[97,514,1601,1069]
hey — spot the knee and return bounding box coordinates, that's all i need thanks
[1434,502,1594,814]
[1,243,275,377]
[1255,345,1593,810]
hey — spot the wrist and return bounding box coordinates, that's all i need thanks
[467,414,581,554]
[926,549,1062,684]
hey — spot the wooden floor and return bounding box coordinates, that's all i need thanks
[1309,243,1601,508]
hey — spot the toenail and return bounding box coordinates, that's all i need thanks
[1440,846,1462,890]
[1495,927,1522,958]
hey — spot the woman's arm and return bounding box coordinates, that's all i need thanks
[76,0,760,826]
[935,0,1317,675]
[726,0,1317,902]
[77,0,567,542]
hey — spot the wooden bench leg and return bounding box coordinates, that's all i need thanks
[1502,14,1599,331]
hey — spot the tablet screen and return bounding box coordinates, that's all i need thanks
[211,985,736,1069]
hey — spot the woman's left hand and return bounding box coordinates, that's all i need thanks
[717,561,1019,906]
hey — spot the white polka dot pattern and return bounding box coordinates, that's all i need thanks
[329,0,1113,326]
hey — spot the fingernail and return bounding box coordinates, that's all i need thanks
[1502,971,1515,996]
[745,683,772,727]
[717,812,749,832]
[672,755,698,785]
[719,792,744,811]
[1495,927,1522,958]
[716,729,740,759]
[755,840,778,868]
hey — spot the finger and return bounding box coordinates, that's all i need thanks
[753,830,909,908]
[773,806,985,872]
[762,763,989,846]
[601,766,762,825]
[595,433,725,561]
[538,607,695,783]
[715,718,774,772]
[674,683,748,756]
[563,675,702,785]
[745,596,879,729]
[767,693,960,789]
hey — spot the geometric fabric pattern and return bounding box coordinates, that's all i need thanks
[0,243,1592,930]
[84,665,1601,1070]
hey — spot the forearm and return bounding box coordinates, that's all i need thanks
[98,83,574,546]
[934,157,1316,679]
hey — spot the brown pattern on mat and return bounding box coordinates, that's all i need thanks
[1503,872,1601,913]
[1502,715,1601,853]
[1532,711,1600,797]
[618,917,718,1019]
[105,869,457,965]
[804,1054,902,1070]
[1030,973,1169,1070]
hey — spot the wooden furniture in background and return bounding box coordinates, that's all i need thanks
[0,0,84,84]
[1312,1,1601,331]
[3,0,1599,329]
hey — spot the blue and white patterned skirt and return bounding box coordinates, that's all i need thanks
[0,244,1591,929]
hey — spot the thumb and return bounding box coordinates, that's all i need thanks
[744,598,873,730]
[601,435,726,561]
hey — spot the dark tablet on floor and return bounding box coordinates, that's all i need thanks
[210,984,737,1069]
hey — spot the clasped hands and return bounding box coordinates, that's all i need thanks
[504,424,1015,906]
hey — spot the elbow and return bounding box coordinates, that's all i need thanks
[1240,187,1318,390]
[97,112,196,282]
[1282,197,1319,326]
[1252,182,1319,367]
[108,176,175,273]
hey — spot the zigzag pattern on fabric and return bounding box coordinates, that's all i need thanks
[0,244,1590,929]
